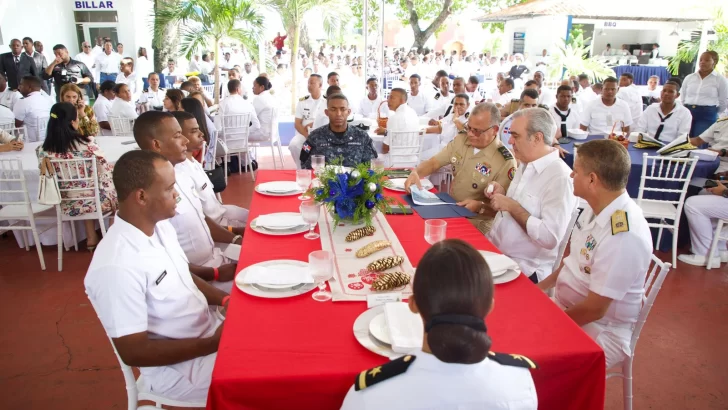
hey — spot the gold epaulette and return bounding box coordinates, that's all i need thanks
[488,352,538,369]
[354,355,416,391]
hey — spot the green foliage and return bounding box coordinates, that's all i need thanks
[548,33,615,82]
[669,8,728,76]
[566,24,584,47]
[352,0,382,33]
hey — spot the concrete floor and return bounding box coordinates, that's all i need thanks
[0,151,726,409]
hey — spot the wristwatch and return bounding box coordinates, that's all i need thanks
[720,148,727,157]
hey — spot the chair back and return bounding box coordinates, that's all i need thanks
[49,157,103,216]
[269,106,280,142]
[384,73,400,90]
[636,153,698,214]
[2,126,29,142]
[388,130,422,168]
[35,116,50,142]
[0,120,15,130]
[631,255,671,352]
[202,84,214,95]
[552,207,581,273]
[220,112,251,151]
[108,116,135,137]
[0,157,32,209]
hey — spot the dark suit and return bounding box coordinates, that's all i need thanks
[0,53,38,90]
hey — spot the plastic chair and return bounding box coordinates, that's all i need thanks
[606,254,671,410]
[248,106,285,169]
[0,158,58,270]
[202,84,215,95]
[2,126,29,142]
[387,130,422,168]
[219,112,253,182]
[0,120,15,130]
[109,116,136,137]
[635,153,698,266]
[706,219,728,270]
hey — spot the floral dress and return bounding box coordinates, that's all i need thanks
[36,138,118,216]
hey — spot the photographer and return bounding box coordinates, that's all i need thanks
[43,44,92,102]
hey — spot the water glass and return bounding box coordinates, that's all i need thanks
[311,155,325,176]
[300,200,321,240]
[308,250,334,302]
[424,219,447,245]
[296,169,312,200]
[371,158,386,172]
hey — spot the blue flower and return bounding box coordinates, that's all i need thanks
[335,198,357,218]
[367,170,375,177]
[375,193,383,201]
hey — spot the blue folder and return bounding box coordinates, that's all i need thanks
[400,194,477,219]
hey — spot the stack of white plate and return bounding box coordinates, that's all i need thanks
[255,181,302,196]
[235,260,317,298]
[249,212,309,236]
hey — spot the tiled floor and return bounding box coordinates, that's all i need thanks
[1,151,726,409]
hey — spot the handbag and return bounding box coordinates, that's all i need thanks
[38,157,61,205]
[205,165,227,193]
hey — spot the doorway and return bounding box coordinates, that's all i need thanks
[76,24,119,51]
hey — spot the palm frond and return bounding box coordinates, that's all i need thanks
[548,34,614,82]
[179,27,211,60]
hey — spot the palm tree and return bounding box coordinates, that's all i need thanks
[152,0,180,73]
[263,0,351,112]
[153,0,264,103]
[548,33,615,83]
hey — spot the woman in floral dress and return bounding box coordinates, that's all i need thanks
[59,83,100,137]
[36,102,117,250]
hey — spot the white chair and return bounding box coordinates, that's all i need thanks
[0,158,59,271]
[706,218,728,270]
[202,84,215,95]
[387,131,422,168]
[219,112,253,182]
[35,115,49,142]
[248,106,285,169]
[109,116,135,137]
[2,126,29,142]
[0,120,15,130]
[50,157,113,270]
[635,153,698,266]
[607,254,671,410]
[384,73,400,90]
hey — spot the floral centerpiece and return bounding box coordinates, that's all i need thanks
[306,160,401,227]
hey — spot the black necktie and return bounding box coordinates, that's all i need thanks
[654,112,673,140]
[444,97,455,118]
[554,107,570,138]
[13,55,19,71]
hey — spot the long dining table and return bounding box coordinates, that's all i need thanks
[207,170,606,410]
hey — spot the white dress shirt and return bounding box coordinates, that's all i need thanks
[496,89,518,106]
[549,105,581,138]
[138,88,167,109]
[488,150,577,280]
[250,90,277,142]
[170,169,217,265]
[681,70,728,112]
[0,104,14,124]
[639,86,662,100]
[340,349,537,410]
[634,103,692,143]
[188,58,202,73]
[116,72,143,102]
[575,86,598,114]
[109,98,139,119]
[358,94,384,118]
[698,120,728,173]
[95,51,122,74]
[214,94,261,150]
[580,98,633,135]
[407,91,433,116]
[75,51,98,82]
[0,88,22,111]
[538,88,555,107]
[13,91,54,142]
[383,103,420,167]
[617,84,644,122]
[176,158,225,223]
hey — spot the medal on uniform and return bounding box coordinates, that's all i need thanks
[584,266,591,274]
[474,162,490,176]
[585,235,597,251]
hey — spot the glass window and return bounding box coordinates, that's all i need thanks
[74,11,118,23]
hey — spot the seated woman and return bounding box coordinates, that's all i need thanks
[60,83,99,137]
[340,239,538,410]
[163,88,185,112]
[182,96,217,167]
[109,83,138,119]
[36,102,118,251]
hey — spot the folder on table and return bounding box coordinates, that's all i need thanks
[401,194,477,219]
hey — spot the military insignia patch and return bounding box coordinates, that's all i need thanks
[302,142,312,153]
[585,234,597,251]
[611,210,629,235]
[498,146,514,161]
[464,112,470,119]
[434,93,441,100]
[507,167,516,181]
[475,163,490,176]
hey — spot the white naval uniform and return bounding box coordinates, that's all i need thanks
[0,88,22,111]
[554,191,653,368]
[580,98,633,136]
[214,94,261,151]
[250,90,277,143]
[93,94,114,136]
[634,103,692,143]
[617,84,644,122]
[357,94,384,118]
[406,91,433,116]
[12,91,54,142]
[684,190,728,256]
[138,87,167,109]
[340,350,538,410]
[549,105,581,139]
[0,104,14,124]
[488,150,578,281]
[289,95,325,169]
[84,217,222,402]
[109,98,139,120]
[116,72,143,102]
[697,119,728,173]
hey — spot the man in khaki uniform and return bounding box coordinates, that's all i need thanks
[405,102,517,233]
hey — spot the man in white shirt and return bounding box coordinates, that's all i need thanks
[188,55,202,73]
[95,40,122,83]
[75,41,98,84]
[290,74,325,169]
[551,85,582,139]
[0,103,14,126]
[495,78,517,107]
[487,108,577,283]
[423,93,471,153]
[406,74,433,116]
[94,80,116,135]
[377,88,420,166]
[640,75,662,102]
[13,76,53,142]
[650,44,660,59]
[220,52,235,72]
[580,77,632,135]
[539,139,653,369]
[109,83,139,119]
[116,57,143,102]
[426,77,471,121]
[634,81,692,143]
[312,85,342,130]
[215,79,261,151]
[85,150,227,403]
[617,73,643,122]
[404,55,420,79]
[601,44,614,56]
[0,73,21,110]
[358,77,384,118]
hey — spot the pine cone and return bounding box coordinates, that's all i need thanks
[345,226,376,242]
[367,255,404,272]
[371,272,411,291]
[355,240,391,258]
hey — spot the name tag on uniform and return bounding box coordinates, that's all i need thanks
[202,182,208,191]
[155,270,168,285]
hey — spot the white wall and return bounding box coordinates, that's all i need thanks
[504,15,569,60]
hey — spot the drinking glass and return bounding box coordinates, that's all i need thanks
[371,158,386,172]
[311,155,325,176]
[300,200,321,240]
[308,250,334,302]
[296,169,312,200]
[424,219,447,245]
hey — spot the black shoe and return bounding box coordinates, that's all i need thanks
[242,160,258,172]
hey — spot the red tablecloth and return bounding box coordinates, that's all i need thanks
[208,170,605,410]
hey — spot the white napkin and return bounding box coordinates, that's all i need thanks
[384,302,424,354]
[242,264,314,285]
[482,253,520,276]
[256,214,307,229]
[259,181,300,193]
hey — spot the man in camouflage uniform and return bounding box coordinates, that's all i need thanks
[300,93,378,169]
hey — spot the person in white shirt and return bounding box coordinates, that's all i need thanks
[74,41,98,84]
[13,75,53,142]
[580,77,632,135]
[551,85,582,139]
[650,43,660,59]
[617,73,644,122]
[404,55,420,79]
[358,77,384,118]
[94,40,122,83]
[487,108,577,283]
[423,93,471,154]
[535,49,549,68]
[249,76,278,144]
[0,73,22,110]
[0,103,14,125]
[377,88,420,166]
[84,150,227,404]
[188,55,202,73]
[91,37,103,56]
[406,74,433,116]
[94,80,116,135]
[161,59,187,85]
[495,78,518,107]
[634,81,692,143]
[215,79,261,152]
[220,52,235,72]
[109,83,138,119]
[219,68,239,100]
[426,77,469,121]
[116,57,143,102]
[133,111,242,291]
[601,43,614,57]
[539,139,653,369]
[290,74,325,169]
[341,239,538,410]
[681,50,728,137]
[640,75,662,102]
[138,72,167,110]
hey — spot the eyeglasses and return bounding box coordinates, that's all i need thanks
[83,45,91,48]
[464,124,496,137]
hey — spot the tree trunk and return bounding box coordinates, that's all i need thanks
[405,0,452,55]
[290,23,301,113]
[213,38,221,104]
[152,0,179,72]
[300,22,313,56]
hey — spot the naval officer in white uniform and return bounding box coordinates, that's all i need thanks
[85,150,227,403]
[538,139,653,369]
[290,74,325,169]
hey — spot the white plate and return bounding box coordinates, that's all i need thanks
[255,181,303,196]
[478,250,520,284]
[353,305,402,359]
[368,313,392,345]
[235,260,317,299]
[385,178,434,192]
[249,213,309,236]
[567,128,588,140]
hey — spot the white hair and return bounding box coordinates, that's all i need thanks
[512,107,556,146]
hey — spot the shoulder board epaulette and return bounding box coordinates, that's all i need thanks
[354,355,416,391]
[434,93,440,100]
[160,87,167,91]
[498,146,514,161]
[717,117,728,123]
[464,112,470,119]
[143,88,149,93]
[300,95,310,101]
[611,210,629,235]
[510,98,520,103]
[488,352,538,369]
